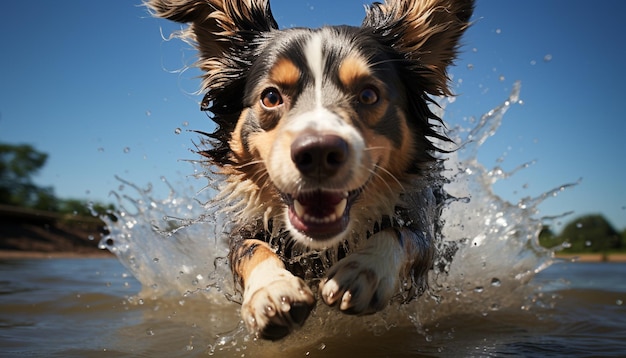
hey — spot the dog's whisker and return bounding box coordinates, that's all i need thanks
[363,146,391,152]
[373,164,406,193]
[233,159,266,170]
[367,57,409,68]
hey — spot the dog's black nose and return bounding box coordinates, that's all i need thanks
[291,134,349,178]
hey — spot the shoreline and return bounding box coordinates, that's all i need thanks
[0,250,113,259]
[555,253,626,263]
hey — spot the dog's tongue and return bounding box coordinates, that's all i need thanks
[296,191,346,217]
[289,191,349,238]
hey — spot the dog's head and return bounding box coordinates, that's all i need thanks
[148,0,473,249]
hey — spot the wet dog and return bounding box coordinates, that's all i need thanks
[147,0,473,340]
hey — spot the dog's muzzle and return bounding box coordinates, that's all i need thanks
[284,134,360,240]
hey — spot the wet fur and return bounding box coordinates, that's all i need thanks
[146,0,473,340]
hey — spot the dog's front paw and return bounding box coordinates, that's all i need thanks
[241,274,315,340]
[319,254,398,315]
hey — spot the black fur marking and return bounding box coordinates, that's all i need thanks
[372,105,403,147]
[240,111,263,152]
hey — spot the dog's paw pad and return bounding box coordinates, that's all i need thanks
[320,257,393,315]
[242,277,315,340]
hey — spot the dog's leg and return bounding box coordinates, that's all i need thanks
[230,239,315,340]
[319,228,433,315]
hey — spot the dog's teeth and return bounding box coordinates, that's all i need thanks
[294,196,347,224]
[294,199,305,218]
[335,198,347,218]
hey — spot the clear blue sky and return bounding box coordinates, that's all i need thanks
[1,0,624,231]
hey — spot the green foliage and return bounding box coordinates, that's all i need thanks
[58,199,115,217]
[541,214,622,253]
[0,143,54,209]
[0,142,113,216]
[538,225,561,249]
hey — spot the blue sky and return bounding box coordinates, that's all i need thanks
[1,0,624,231]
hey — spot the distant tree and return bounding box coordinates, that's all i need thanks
[0,143,58,209]
[559,214,621,253]
[58,198,115,217]
[538,225,562,249]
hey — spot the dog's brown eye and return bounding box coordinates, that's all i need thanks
[358,87,379,105]
[261,88,283,109]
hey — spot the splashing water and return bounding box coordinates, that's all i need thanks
[99,81,571,353]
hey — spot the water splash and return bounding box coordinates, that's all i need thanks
[100,81,572,353]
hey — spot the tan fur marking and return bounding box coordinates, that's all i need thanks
[248,127,278,164]
[230,109,250,160]
[270,58,301,88]
[338,56,372,88]
[234,240,284,286]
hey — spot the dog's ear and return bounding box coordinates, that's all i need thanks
[363,0,474,96]
[146,0,278,92]
[146,0,279,165]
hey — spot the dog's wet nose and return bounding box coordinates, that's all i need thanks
[291,134,349,178]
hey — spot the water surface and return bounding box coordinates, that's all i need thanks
[1,258,624,357]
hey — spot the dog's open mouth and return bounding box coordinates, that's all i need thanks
[285,189,360,240]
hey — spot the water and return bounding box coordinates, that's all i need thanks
[1,259,624,356]
[2,86,625,356]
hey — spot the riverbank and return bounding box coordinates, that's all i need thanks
[0,204,111,258]
[2,205,625,262]
[555,253,626,263]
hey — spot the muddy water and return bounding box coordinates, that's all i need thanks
[1,258,624,357]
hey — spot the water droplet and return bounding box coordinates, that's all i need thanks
[585,240,592,247]
[182,121,189,127]
[174,127,182,134]
[145,110,152,116]
[499,75,505,82]
[543,54,552,62]
[530,60,537,66]
[495,28,501,34]
[576,222,583,229]
[490,278,501,287]
[97,147,105,152]
[318,343,326,351]
[146,329,155,336]
[123,147,130,154]
[616,299,623,306]
[474,286,484,293]
[467,63,474,70]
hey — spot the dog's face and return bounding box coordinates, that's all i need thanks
[149,0,473,249]
[230,27,420,248]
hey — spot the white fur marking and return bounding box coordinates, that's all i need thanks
[304,33,324,108]
[244,259,288,302]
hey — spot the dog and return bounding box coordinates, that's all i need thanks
[146,0,473,340]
